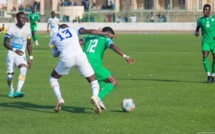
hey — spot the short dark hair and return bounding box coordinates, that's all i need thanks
[16,12,25,19]
[203,4,211,9]
[59,24,69,29]
[102,27,115,35]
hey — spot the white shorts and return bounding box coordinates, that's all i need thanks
[6,51,27,73]
[50,28,58,36]
[55,53,94,77]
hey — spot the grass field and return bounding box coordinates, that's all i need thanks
[0,33,215,134]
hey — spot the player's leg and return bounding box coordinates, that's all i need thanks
[50,59,70,112]
[202,42,211,82]
[6,55,15,97]
[91,64,116,110]
[211,44,215,82]
[31,25,39,45]
[50,69,64,113]
[76,53,101,113]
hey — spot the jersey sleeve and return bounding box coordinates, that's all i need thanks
[76,27,84,35]
[106,38,114,48]
[5,27,12,39]
[197,18,200,26]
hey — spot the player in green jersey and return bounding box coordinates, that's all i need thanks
[27,8,40,46]
[195,4,215,83]
[80,27,134,109]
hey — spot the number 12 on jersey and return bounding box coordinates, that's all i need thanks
[87,39,98,53]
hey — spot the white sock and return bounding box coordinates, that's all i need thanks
[35,40,39,45]
[17,67,27,92]
[50,76,62,100]
[7,74,14,92]
[207,72,211,76]
[90,80,99,97]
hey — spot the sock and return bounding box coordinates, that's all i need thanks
[203,57,211,76]
[90,80,99,97]
[50,76,62,100]
[16,67,27,92]
[32,34,37,42]
[98,83,114,101]
[7,74,14,92]
[212,59,215,77]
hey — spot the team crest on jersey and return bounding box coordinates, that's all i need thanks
[212,18,214,21]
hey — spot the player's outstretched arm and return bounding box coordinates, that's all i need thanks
[110,43,134,64]
[79,28,117,39]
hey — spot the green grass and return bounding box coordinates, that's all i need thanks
[0,33,215,134]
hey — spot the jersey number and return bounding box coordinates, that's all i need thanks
[57,29,72,41]
[87,39,98,53]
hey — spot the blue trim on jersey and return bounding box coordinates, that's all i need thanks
[5,33,11,38]
[78,27,84,35]
[106,38,113,48]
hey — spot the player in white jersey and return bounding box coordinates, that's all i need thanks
[4,12,33,98]
[47,11,60,36]
[49,24,116,113]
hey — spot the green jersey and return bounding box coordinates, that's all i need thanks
[83,35,113,64]
[197,15,215,43]
[28,12,40,25]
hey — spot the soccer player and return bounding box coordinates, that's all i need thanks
[4,12,33,98]
[195,4,215,83]
[49,24,116,113]
[47,11,60,37]
[80,26,134,109]
[27,8,40,46]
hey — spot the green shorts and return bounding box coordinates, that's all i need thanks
[30,25,37,32]
[90,63,111,81]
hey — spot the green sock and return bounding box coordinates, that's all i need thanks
[32,34,37,42]
[212,59,215,75]
[203,57,210,74]
[98,83,114,101]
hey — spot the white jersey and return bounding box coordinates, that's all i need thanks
[49,27,83,59]
[48,17,59,35]
[5,24,31,55]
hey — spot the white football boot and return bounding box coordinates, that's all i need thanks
[54,98,64,113]
[90,96,102,114]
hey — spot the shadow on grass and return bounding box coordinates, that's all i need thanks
[117,78,206,84]
[0,101,94,114]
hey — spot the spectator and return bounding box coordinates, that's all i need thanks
[74,2,77,6]
[25,5,31,12]
[157,12,162,22]
[19,5,24,11]
[68,1,73,6]
[117,16,122,23]
[162,14,167,22]
[33,0,38,10]
[124,15,128,22]
[149,12,154,22]
[91,1,96,9]
[101,5,106,10]
[60,0,64,6]
[130,14,136,23]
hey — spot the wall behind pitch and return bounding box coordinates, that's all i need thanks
[2,22,196,32]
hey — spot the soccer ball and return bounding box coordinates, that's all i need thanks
[121,98,135,112]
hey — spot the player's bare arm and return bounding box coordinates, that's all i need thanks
[26,38,33,69]
[110,43,134,64]
[80,28,118,39]
[4,37,24,56]
[79,39,84,46]
[47,23,49,32]
[195,26,200,37]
